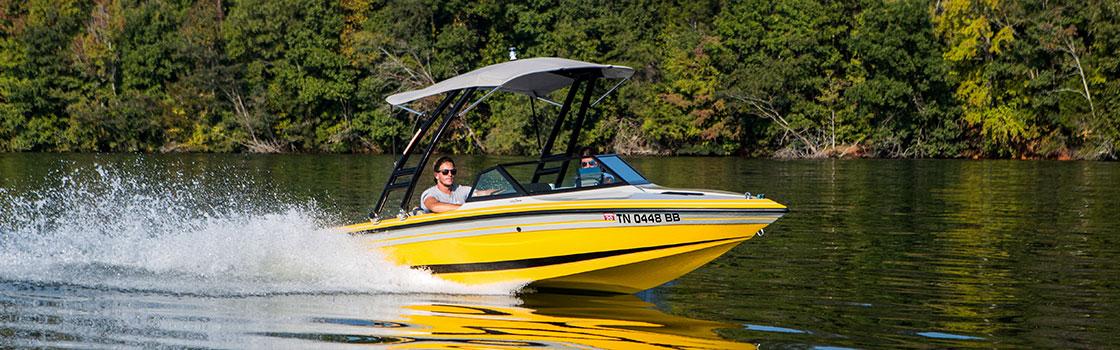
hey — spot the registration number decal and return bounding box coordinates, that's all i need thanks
[607,212,681,224]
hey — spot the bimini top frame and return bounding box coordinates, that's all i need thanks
[371,57,634,219]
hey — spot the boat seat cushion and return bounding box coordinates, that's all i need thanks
[577,167,602,187]
[522,182,553,194]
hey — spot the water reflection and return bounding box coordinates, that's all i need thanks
[5,154,1120,348]
[0,281,752,349]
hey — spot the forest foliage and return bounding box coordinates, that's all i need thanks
[2,0,1119,159]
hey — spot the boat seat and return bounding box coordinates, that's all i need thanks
[577,167,602,187]
[522,182,553,194]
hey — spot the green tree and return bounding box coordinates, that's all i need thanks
[1,0,1117,159]
[847,0,961,157]
[933,0,1035,157]
[167,0,242,152]
[716,0,851,157]
[0,0,91,151]
[1028,0,1117,159]
[224,0,353,152]
[64,0,182,152]
[1084,1,1120,158]
[639,35,732,155]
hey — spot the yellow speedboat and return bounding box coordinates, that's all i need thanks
[343,58,786,293]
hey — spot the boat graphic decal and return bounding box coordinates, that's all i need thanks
[345,199,786,231]
[413,237,743,274]
[351,207,786,234]
[366,218,608,246]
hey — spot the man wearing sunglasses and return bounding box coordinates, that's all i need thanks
[420,156,473,213]
[578,147,615,186]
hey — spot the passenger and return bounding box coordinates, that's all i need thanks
[578,147,615,185]
[421,156,472,213]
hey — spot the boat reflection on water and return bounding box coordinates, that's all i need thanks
[1,280,753,348]
[263,292,754,349]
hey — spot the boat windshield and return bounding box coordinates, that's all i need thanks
[467,154,648,202]
[595,155,650,185]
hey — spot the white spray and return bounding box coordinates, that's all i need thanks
[0,159,521,296]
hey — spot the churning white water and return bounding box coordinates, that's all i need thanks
[0,160,519,296]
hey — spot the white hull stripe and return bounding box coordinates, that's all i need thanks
[359,213,776,248]
[354,207,786,235]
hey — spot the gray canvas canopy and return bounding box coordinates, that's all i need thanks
[372,57,633,218]
[385,57,634,106]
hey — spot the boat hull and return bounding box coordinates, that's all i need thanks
[506,234,751,294]
[345,196,784,293]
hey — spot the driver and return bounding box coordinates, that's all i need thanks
[421,156,472,213]
[579,147,615,184]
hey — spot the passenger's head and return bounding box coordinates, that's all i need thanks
[433,156,456,185]
[579,147,598,169]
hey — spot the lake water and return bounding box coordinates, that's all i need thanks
[1,153,1118,349]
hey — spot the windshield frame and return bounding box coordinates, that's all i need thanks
[465,154,643,203]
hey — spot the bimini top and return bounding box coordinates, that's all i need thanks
[385,57,634,106]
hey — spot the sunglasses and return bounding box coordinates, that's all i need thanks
[437,169,457,175]
[581,161,597,167]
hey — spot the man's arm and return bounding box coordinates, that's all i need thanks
[424,196,461,213]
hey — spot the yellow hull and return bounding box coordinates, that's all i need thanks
[346,196,783,293]
[529,239,748,293]
[399,224,759,293]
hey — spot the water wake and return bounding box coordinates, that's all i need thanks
[0,159,519,296]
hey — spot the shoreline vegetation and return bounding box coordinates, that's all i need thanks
[2,0,1118,160]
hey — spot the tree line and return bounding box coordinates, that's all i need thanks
[2,0,1118,159]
